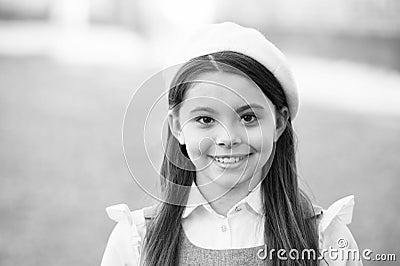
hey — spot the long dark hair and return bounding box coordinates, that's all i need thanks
[143,51,319,266]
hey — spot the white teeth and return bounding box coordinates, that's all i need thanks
[213,156,247,164]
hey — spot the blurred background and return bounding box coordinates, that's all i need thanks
[0,0,399,265]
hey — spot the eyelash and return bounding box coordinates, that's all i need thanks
[195,113,258,126]
[195,116,215,125]
[242,113,257,124]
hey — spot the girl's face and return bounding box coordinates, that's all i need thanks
[169,71,280,191]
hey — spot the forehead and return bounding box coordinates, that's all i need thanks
[181,72,273,111]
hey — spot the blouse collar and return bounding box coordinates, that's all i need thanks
[182,180,263,218]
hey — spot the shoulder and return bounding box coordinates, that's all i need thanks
[101,203,159,266]
[314,195,363,265]
[105,203,159,241]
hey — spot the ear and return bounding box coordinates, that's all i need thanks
[274,106,289,142]
[167,110,185,145]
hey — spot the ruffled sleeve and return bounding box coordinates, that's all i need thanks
[317,195,363,265]
[101,204,147,266]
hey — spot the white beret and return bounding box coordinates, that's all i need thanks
[164,22,299,120]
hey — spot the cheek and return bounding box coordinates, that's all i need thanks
[247,126,275,163]
[247,126,274,148]
[183,129,214,159]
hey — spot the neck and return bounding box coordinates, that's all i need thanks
[195,177,259,217]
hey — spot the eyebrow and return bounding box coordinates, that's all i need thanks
[189,104,265,114]
[236,104,265,113]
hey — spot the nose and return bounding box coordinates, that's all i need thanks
[215,124,242,148]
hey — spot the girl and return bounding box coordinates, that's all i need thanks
[102,22,361,266]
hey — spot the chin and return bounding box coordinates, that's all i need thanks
[211,175,251,189]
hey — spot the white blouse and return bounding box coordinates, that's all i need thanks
[101,182,363,265]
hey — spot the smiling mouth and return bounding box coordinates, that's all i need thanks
[211,154,252,164]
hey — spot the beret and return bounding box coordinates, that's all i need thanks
[164,21,299,120]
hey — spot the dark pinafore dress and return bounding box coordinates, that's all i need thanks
[142,206,278,266]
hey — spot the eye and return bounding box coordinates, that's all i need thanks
[241,113,257,124]
[195,116,215,125]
